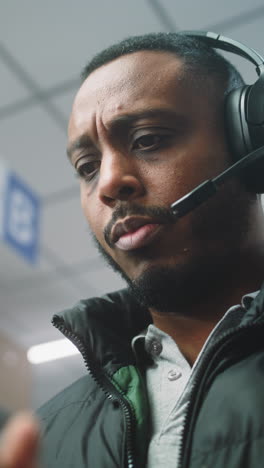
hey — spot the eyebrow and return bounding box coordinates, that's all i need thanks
[67,135,94,161]
[67,108,185,161]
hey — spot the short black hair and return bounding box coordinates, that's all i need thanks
[81,32,244,96]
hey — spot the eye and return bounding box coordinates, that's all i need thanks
[132,133,169,152]
[76,160,100,182]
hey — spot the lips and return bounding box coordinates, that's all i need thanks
[111,216,164,251]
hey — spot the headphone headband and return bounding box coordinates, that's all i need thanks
[179,30,264,73]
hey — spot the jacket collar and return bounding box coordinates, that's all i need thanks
[52,288,151,372]
[52,284,264,372]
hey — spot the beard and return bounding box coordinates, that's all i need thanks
[88,179,256,315]
[91,234,243,312]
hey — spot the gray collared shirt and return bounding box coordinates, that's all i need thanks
[132,291,259,468]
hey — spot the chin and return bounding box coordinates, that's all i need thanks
[90,230,240,314]
[126,250,234,313]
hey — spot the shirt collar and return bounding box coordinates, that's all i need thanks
[132,290,260,363]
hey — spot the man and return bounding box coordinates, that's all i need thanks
[2,32,264,467]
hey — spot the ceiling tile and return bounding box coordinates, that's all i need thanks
[51,89,77,119]
[222,16,264,52]
[42,195,99,266]
[158,0,264,30]
[0,242,52,283]
[0,59,31,109]
[0,0,165,89]
[0,276,84,347]
[0,106,73,196]
[76,262,126,297]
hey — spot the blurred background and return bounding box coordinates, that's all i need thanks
[0,0,264,411]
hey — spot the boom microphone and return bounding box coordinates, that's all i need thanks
[170,145,264,219]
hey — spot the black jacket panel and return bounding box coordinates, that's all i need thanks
[37,286,264,468]
[39,375,126,468]
[190,352,264,467]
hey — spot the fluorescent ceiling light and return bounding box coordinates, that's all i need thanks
[27,338,79,364]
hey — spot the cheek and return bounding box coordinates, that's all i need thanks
[152,145,228,206]
[145,159,189,207]
[81,189,98,234]
[80,188,109,247]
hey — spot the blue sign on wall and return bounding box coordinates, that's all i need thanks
[3,171,40,264]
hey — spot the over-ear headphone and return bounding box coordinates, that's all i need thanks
[178,31,264,194]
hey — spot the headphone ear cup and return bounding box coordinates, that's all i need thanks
[225,85,253,159]
[225,85,264,193]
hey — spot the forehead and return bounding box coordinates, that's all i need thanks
[70,52,187,119]
[79,50,184,95]
[68,51,213,142]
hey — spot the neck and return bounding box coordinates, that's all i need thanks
[150,247,264,366]
[150,311,219,366]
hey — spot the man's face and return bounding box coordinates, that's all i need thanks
[68,51,252,310]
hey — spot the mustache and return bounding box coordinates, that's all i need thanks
[104,202,175,248]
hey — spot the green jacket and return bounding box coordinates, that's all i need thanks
[38,286,264,468]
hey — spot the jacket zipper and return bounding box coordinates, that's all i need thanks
[178,320,264,468]
[52,317,136,468]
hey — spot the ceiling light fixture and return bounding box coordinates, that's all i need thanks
[27,339,79,364]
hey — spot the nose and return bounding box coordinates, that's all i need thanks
[98,149,145,206]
